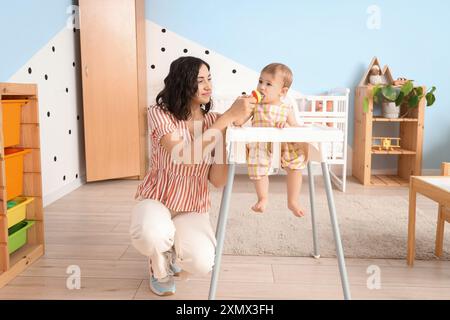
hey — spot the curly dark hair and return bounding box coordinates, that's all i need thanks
[156,56,212,121]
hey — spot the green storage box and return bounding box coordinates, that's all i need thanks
[8,220,35,254]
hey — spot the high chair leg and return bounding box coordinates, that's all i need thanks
[209,164,236,300]
[308,162,320,259]
[321,162,351,300]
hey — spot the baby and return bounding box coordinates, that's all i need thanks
[234,63,308,217]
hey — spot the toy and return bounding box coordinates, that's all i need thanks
[359,57,394,86]
[251,90,263,103]
[369,65,388,85]
[393,77,412,86]
[372,137,401,151]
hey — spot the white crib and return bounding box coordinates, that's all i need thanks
[290,88,350,192]
[213,88,350,192]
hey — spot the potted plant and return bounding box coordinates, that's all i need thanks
[363,81,436,118]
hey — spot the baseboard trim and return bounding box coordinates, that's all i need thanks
[422,169,441,176]
[43,175,86,207]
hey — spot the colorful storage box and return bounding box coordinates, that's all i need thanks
[1,99,28,147]
[6,197,34,229]
[4,148,32,201]
[8,220,35,254]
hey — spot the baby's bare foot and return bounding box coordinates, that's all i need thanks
[251,198,268,213]
[288,201,305,217]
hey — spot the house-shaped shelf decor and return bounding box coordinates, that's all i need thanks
[358,57,394,87]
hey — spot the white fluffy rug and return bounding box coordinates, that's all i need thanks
[209,178,450,260]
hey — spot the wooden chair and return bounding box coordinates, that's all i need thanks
[435,162,450,257]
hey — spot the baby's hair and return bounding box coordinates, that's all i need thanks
[261,63,293,88]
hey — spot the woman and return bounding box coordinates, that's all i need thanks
[129,56,254,296]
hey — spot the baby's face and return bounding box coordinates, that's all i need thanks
[257,71,287,104]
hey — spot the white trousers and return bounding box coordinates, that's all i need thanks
[129,199,216,279]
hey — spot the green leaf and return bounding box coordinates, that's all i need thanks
[426,92,436,106]
[372,86,381,105]
[428,86,436,94]
[363,97,369,113]
[408,95,419,108]
[381,85,399,101]
[373,95,379,105]
[401,81,414,96]
[395,91,405,106]
[372,86,381,96]
[415,87,424,96]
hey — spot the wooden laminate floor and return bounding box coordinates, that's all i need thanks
[0,177,449,300]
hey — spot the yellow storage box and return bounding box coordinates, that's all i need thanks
[6,197,34,229]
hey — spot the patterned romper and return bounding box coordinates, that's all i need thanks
[246,103,309,180]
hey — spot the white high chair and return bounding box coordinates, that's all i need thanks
[208,124,352,300]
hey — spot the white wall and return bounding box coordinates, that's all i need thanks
[8,27,85,206]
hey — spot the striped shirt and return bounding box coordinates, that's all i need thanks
[135,105,221,213]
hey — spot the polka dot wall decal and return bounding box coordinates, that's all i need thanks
[162,28,166,33]
[17,23,85,201]
[151,65,155,69]
[232,69,237,74]
[161,47,166,52]
[205,50,210,55]
[183,49,188,53]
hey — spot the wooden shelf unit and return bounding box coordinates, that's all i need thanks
[370,175,409,186]
[0,83,44,288]
[371,147,416,155]
[353,85,425,186]
[372,117,418,123]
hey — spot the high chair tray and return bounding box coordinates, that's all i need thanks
[227,124,344,143]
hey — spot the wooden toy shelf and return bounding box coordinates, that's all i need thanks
[372,117,418,122]
[371,147,416,155]
[353,85,425,187]
[0,83,44,288]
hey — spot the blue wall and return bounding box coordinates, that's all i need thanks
[0,0,75,81]
[1,1,448,169]
[147,0,450,170]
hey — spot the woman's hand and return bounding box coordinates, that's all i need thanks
[225,96,254,123]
